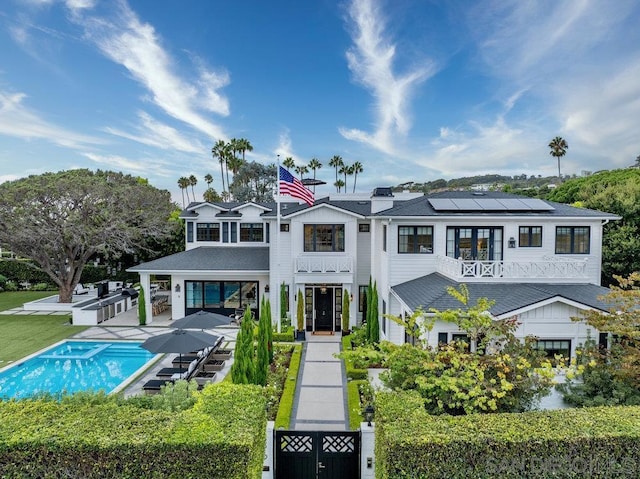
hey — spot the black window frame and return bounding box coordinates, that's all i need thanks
[398,225,434,254]
[555,226,590,254]
[535,339,571,364]
[240,223,264,242]
[186,222,193,243]
[358,223,370,233]
[519,226,542,247]
[303,224,345,252]
[358,285,367,312]
[280,223,290,232]
[196,222,220,242]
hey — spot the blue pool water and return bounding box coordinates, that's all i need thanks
[0,341,156,399]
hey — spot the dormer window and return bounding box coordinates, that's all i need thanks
[197,223,220,242]
[240,223,264,242]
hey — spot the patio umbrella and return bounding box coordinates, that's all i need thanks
[141,329,221,364]
[170,310,231,330]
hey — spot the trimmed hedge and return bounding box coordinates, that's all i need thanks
[274,343,302,429]
[0,383,266,478]
[347,379,368,430]
[375,390,640,478]
[341,334,368,380]
[272,326,294,342]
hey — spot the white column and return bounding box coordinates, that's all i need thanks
[361,422,375,478]
[140,273,152,325]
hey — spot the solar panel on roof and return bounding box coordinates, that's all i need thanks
[428,198,458,210]
[495,199,532,210]
[520,198,555,211]
[451,199,481,210]
[474,198,508,210]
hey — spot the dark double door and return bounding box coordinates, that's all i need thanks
[275,430,360,479]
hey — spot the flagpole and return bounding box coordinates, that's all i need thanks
[275,155,282,333]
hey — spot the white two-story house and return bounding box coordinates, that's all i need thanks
[129,188,618,358]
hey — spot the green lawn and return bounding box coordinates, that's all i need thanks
[0,291,57,312]
[0,292,88,365]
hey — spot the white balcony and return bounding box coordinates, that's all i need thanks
[295,255,353,274]
[436,255,589,282]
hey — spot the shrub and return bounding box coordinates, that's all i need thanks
[0,383,267,478]
[375,390,640,478]
[3,280,18,292]
[274,343,302,429]
[31,282,54,291]
[272,325,294,342]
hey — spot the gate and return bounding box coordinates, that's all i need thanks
[274,430,360,479]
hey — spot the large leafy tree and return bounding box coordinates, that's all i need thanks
[0,169,175,303]
[548,136,568,180]
[547,168,640,285]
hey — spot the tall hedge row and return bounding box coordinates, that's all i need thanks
[0,383,266,478]
[375,391,640,478]
[0,261,108,285]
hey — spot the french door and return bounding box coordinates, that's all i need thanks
[446,227,503,261]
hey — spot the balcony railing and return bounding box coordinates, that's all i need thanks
[295,255,353,274]
[436,255,589,281]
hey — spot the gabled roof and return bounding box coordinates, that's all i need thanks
[128,246,269,272]
[391,273,611,316]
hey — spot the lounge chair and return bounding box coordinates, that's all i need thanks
[142,378,173,394]
[201,359,226,373]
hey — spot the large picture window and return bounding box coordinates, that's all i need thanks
[398,226,433,253]
[196,223,220,242]
[304,224,345,252]
[240,223,264,242]
[555,227,590,254]
[519,226,542,247]
[185,280,258,313]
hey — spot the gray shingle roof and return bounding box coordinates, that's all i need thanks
[180,191,619,220]
[377,191,619,218]
[128,247,269,272]
[392,273,611,316]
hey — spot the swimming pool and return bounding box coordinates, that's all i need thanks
[0,341,157,400]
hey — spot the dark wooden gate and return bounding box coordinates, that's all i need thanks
[275,430,360,479]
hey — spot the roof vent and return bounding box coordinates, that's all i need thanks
[372,187,393,197]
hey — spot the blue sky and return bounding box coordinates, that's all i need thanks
[1,0,640,202]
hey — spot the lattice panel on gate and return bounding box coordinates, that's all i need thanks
[322,434,356,453]
[279,434,313,452]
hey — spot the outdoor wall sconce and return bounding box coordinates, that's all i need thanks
[174,284,181,293]
[365,404,375,426]
[320,284,327,294]
[508,237,516,248]
[264,284,270,293]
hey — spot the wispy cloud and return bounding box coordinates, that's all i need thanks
[460,0,640,171]
[104,111,205,154]
[71,0,229,140]
[0,90,103,149]
[339,0,436,154]
[273,129,300,165]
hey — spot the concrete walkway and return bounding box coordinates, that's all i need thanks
[290,333,349,431]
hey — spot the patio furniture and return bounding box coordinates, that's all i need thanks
[209,349,232,360]
[171,310,232,329]
[201,359,226,373]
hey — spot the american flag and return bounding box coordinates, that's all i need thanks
[279,166,314,206]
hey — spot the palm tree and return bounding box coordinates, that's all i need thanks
[283,156,295,170]
[294,164,309,180]
[236,138,253,163]
[212,140,227,196]
[329,155,343,192]
[548,136,568,181]
[308,158,322,192]
[339,163,349,193]
[204,173,213,187]
[351,161,363,193]
[177,177,190,207]
[188,174,197,200]
[334,179,345,193]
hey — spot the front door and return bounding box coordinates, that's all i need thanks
[314,288,333,331]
